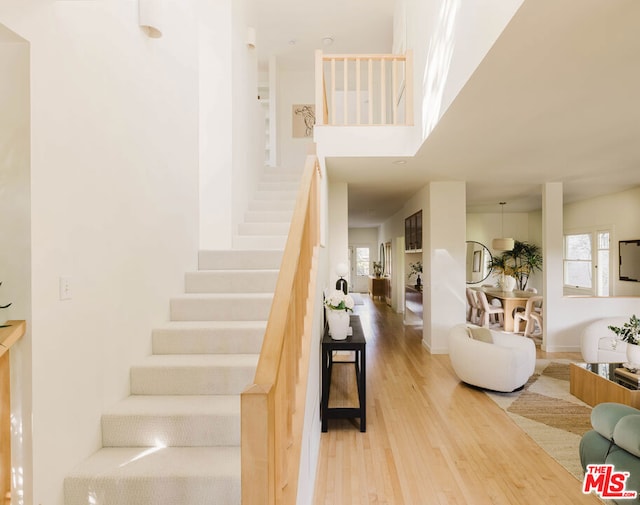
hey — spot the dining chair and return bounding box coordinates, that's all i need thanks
[481,284,503,308]
[466,288,481,324]
[513,287,538,318]
[514,295,543,337]
[476,290,504,328]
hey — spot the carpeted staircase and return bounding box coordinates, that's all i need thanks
[65,169,300,505]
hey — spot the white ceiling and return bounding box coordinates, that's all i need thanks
[255,0,640,227]
[253,0,394,71]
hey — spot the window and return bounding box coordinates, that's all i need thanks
[564,233,592,289]
[564,230,611,295]
[355,247,370,276]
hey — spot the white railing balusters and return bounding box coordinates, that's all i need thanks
[315,50,413,127]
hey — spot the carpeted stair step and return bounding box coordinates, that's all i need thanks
[152,321,265,355]
[198,249,282,270]
[248,199,295,212]
[64,446,240,505]
[257,181,299,191]
[260,171,301,183]
[244,210,293,223]
[185,269,278,294]
[170,293,273,321]
[252,189,297,201]
[237,222,291,236]
[130,354,258,395]
[101,395,240,447]
[232,235,287,250]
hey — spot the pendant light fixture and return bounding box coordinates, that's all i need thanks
[492,202,515,251]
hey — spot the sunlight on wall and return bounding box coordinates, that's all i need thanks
[422,0,460,138]
[11,413,23,505]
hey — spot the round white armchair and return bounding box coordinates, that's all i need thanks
[580,317,629,363]
[448,324,536,392]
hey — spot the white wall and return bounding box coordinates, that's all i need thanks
[0,2,200,503]
[327,181,349,293]
[543,183,640,353]
[396,0,523,139]
[377,181,466,350]
[199,0,263,249]
[0,26,32,505]
[564,186,640,297]
[198,0,233,249]
[277,69,315,171]
[231,0,265,239]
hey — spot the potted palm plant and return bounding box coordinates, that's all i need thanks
[488,240,542,291]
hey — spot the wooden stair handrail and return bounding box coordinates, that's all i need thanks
[0,320,26,357]
[1,320,26,505]
[241,155,321,505]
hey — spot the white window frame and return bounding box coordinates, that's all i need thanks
[563,228,612,296]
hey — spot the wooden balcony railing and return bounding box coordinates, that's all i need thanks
[315,49,414,126]
[241,154,321,505]
[1,320,26,505]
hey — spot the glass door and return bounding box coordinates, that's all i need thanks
[350,246,371,293]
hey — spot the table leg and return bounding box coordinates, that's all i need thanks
[360,347,366,432]
[321,348,331,432]
[503,299,527,332]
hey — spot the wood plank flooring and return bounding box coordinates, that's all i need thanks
[313,296,601,505]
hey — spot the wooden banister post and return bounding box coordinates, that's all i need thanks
[0,320,26,505]
[314,50,325,126]
[242,384,276,505]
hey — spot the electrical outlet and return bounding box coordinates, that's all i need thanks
[59,276,72,300]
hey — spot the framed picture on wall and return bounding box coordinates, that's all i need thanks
[292,104,315,138]
[473,250,481,273]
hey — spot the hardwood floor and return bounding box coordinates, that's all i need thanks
[313,295,601,505]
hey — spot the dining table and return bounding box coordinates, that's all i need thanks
[472,286,538,332]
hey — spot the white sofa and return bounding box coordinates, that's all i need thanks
[448,323,536,392]
[580,317,629,363]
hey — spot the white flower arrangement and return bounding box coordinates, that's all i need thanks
[324,290,355,312]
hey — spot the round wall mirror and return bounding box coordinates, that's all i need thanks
[466,241,493,284]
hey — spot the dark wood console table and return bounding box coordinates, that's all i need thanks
[321,314,366,432]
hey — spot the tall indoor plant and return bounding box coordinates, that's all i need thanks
[488,240,542,291]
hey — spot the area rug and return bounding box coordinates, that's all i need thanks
[485,359,592,481]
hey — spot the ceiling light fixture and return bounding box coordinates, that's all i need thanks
[492,202,515,251]
[246,27,256,48]
[322,36,334,46]
[139,0,164,38]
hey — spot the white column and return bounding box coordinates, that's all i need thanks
[423,181,466,353]
[542,182,563,352]
[327,181,349,291]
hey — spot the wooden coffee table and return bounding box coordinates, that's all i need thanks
[570,362,640,408]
